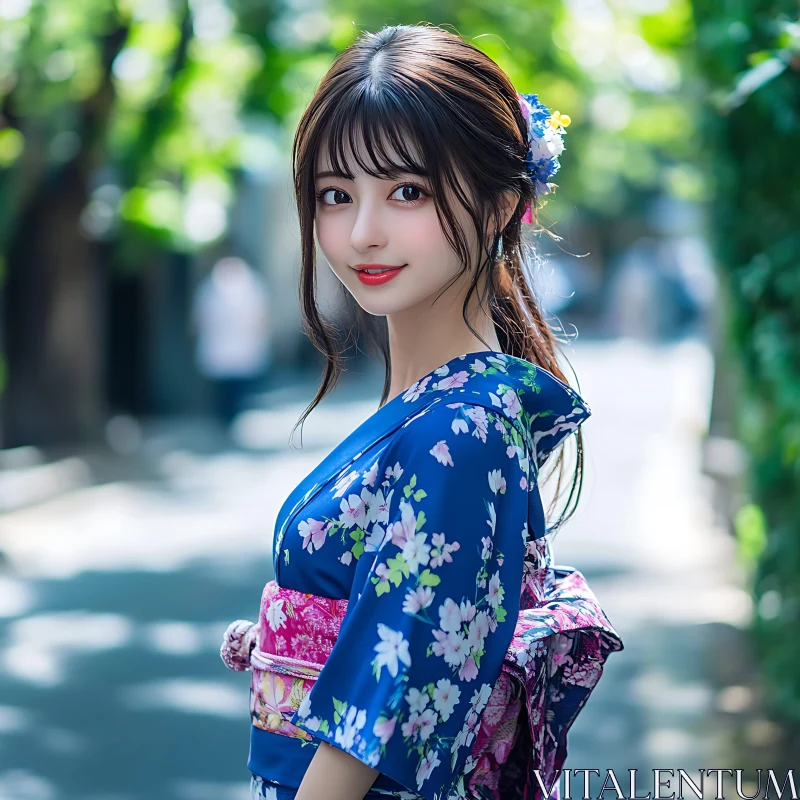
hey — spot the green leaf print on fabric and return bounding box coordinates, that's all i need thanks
[290,400,530,799]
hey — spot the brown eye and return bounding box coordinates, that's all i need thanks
[320,189,350,205]
[391,183,430,206]
[391,185,423,203]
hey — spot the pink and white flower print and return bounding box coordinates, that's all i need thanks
[224,351,622,800]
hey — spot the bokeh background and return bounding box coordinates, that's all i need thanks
[1,1,798,798]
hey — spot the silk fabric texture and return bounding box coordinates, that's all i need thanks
[221,351,623,800]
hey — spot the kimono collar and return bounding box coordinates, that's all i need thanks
[273,350,590,573]
[395,350,591,467]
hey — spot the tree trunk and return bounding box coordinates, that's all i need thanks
[3,161,105,447]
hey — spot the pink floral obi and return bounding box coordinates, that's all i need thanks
[221,568,623,800]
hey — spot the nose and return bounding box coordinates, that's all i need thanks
[349,198,388,253]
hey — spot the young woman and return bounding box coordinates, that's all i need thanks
[221,23,623,800]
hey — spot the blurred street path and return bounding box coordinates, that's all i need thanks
[0,339,754,800]
[551,339,754,796]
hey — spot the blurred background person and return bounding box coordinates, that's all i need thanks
[192,256,272,429]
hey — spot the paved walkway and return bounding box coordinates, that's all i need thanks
[0,339,760,799]
[551,339,755,796]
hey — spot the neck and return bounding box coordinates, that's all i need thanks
[383,279,502,404]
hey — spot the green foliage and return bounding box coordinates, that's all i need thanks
[735,502,767,567]
[0,0,701,400]
[317,0,700,218]
[0,0,315,260]
[0,0,701,260]
[693,0,800,721]
[0,129,24,167]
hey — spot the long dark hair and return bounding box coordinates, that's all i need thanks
[290,23,584,535]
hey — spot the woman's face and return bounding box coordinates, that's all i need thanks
[313,134,482,318]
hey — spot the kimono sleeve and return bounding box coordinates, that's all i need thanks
[290,402,529,800]
[525,367,592,474]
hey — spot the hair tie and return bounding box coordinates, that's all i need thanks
[517,93,571,223]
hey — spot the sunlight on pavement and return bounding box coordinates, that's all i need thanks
[231,398,379,452]
[0,402,377,578]
[141,621,205,656]
[171,779,250,800]
[3,612,133,686]
[0,576,34,617]
[119,679,245,719]
[631,670,714,714]
[0,449,92,513]
[0,770,56,800]
[556,339,751,627]
[0,705,27,734]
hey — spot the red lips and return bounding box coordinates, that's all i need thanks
[353,263,407,286]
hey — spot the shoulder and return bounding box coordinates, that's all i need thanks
[399,352,590,437]
[378,399,529,485]
[404,398,516,439]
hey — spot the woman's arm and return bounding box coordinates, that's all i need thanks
[295,741,379,800]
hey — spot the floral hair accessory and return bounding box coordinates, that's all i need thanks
[517,93,571,223]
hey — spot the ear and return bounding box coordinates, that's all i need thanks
[488,190,522,237]
[499,189,521,231]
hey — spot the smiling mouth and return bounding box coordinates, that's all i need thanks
[353,264,408,286]
[353,264,406,274]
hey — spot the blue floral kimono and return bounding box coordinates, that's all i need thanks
[220,350,623,800]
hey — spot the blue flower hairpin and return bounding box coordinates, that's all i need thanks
[517,93,571,222]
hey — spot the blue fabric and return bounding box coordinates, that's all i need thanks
[252,350,591,800]
[248,727,419,797]
[250,770,421,799]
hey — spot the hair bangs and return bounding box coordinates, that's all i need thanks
[318,87,430,182]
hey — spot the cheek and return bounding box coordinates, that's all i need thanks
[402,206,451,253]
[314,213,349,256]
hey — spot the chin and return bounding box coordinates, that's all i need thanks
[334,270,415,317]
[336,265,455,317]
[350,292,416,317]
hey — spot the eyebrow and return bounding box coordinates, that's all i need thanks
[315,168,429,180]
